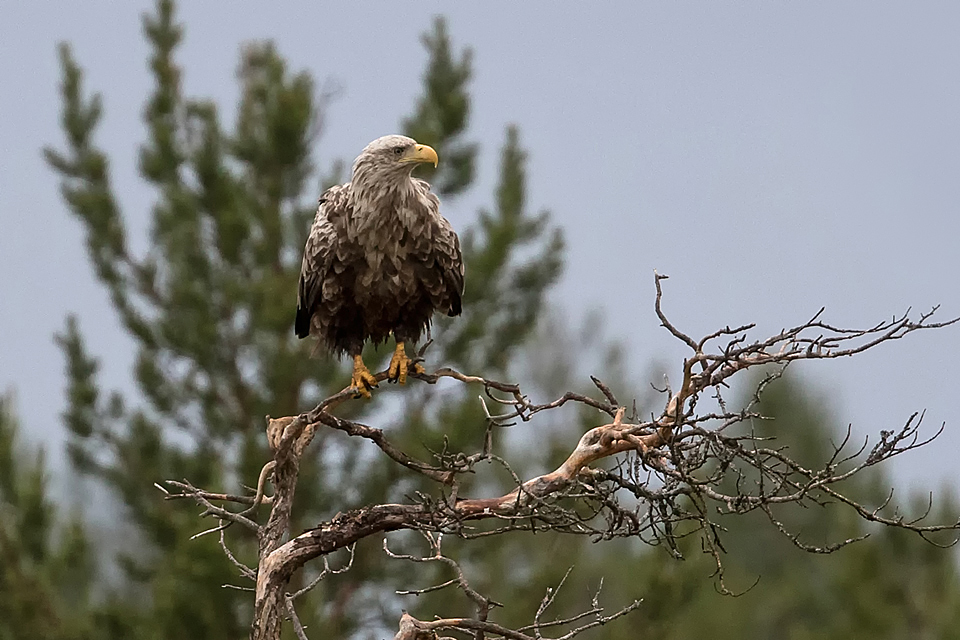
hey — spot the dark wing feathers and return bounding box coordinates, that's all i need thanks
[296,177,464,348]
[436,219,464,316]
[296,188,345,338]
[413,180,464,316]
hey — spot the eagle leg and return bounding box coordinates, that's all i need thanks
[350,354,379,399]
[388,341,425,385]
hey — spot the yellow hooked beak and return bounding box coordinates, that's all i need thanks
[399,143,439,168]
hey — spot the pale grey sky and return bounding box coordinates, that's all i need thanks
[1,3,958,491]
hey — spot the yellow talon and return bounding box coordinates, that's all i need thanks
[350,355,378,398]
[388,342,423,385]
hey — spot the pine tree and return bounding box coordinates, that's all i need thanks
[0,392,96,640]
[46,1,565,636]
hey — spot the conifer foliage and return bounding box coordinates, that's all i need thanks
[45,1,564,636]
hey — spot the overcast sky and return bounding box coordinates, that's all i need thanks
[2,2,959,492]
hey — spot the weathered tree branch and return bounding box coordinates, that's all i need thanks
[162,273,959,640]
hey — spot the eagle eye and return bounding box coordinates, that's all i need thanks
[393,146,405,156]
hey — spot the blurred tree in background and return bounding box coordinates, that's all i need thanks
[43,0,565,637]
[7,0,953,637]
[579,374,960,640]
[0,393,96,640]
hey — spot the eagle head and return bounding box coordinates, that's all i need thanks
[352,135,439,186]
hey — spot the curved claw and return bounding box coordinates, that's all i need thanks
[351,355,378,398]
[388,342,424,385]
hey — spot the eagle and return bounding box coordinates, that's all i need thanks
[296,135,464,397]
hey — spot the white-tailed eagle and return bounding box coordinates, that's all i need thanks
[296,135,464,397]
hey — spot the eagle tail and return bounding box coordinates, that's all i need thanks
[295,305,311,339]
[447,295,462,317]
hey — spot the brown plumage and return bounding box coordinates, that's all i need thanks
[296,135,464,396]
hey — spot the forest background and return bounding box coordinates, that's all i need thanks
[2,2,960,638]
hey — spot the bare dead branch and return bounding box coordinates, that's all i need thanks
[161,480,259,531]
[162,272,958,640]
[284,595,310,640]
[288,543,356,601]
[391,578,643,640]
[590,375,619,407]
[219,523,256,581]
[395,611,533,640]
[533,567,573,638]
[386,531,502,625]
[156,482,270,506]
[316,412,455,484]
